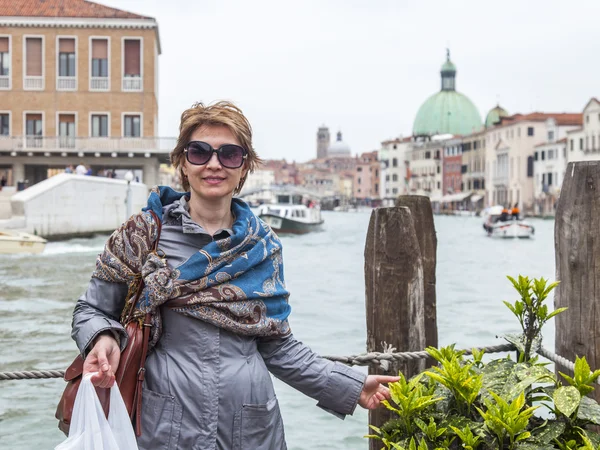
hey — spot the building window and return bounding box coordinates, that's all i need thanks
[392,158,398,167]
[25,113,43,147]
[541,151,545,160]
[357,167,362,172]
[357,177,361,185]
[0,113,8,135]
[586,115,590,123]
[437,165,441,174]
[393,144,397,149]
[392,174,398,182]
[570,140,574,151]
[91,38,109,90]
[58,38,75,76]
[24,37,43,90]
[91,114,108,137]
[548,130,554,141]
[392,188,397,194]
[527,156,534,177]
[527,127,534,136]
[580,138,584,150]
[437,181,440,189]
[385,174,389,181]
[123,114,141,137]
[58,114,75,148]
[534,151,538,161]
[548,172,553,186]
[123,38,142,91]
[0,37,10,89]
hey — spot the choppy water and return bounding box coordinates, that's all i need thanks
[0,212,555,449]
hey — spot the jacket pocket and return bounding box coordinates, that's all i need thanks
[137,387,182,450]
[234,397,286,450]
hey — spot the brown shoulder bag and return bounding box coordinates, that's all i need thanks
[56,210,162,437]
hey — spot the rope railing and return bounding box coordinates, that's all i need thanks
[0,343,586,381]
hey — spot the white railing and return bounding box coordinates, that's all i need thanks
[493,174,509,186]
[57,76,76,91]
[0,75,9,89]
[24,76,44,90]
[90,77,109,91]
[0,136,177,153]
[122,76,142,91]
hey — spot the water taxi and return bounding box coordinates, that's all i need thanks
[482,205,534,239]
[258,192,324,234]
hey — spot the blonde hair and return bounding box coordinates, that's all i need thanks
[170,101,262,194]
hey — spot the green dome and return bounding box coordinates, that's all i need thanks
[441,60,456,73]
[485,105,509,128]
[413,90,483,136]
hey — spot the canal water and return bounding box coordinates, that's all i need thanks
[0,211,556,449]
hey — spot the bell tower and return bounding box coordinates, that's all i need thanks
[316,125,330,159]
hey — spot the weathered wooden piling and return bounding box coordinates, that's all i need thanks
[395,195,438,353]
[365,205,432,446]
[555,161,600,402]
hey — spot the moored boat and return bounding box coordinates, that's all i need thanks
[258,192,324,234]
[0,229,47,254]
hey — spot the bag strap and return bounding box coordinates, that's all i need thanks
[129,209,161,437]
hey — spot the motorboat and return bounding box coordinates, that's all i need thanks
[0,229,47,254]
[259,192,324,234]
[482,205,534,239]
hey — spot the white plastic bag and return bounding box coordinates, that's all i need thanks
[55,373,139,450]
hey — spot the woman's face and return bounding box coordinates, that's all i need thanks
[182,125,248,202]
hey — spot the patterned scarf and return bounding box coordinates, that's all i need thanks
[92,186,291,346]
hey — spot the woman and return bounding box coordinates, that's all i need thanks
[72,101,398,449]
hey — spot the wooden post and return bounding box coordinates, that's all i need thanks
[555,161,600,402]
[396,195,438,354]
[365,207,426,447]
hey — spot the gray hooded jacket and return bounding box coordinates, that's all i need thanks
[71,198,366,449]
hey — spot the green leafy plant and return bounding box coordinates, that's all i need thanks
[450,424,483,449]
[476,391,537,449]
[365,274,600,449]
[503,275,563,362]
[560,356,600,397]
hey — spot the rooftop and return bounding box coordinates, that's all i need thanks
[0,0,152,20]
[497,113,582,127]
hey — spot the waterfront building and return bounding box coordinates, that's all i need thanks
[261,159,299,185]
[566,98,600,163]
[408,139,443,201]
[533,137,567,216]
[484,113,581,210]
[353,151,379,204]
[442,137,463,194]
[379,137,411,205]
[460,129,487,209]
[0,0,166,188]
[316,125,330,159]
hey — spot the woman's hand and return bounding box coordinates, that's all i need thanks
[358,375,400,410]
[83,332,121,388]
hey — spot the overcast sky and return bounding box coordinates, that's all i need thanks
[104,0,600,162]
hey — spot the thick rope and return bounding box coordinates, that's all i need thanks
[1,344,592,381]
[0,369,65,380]
[0,343,516,380]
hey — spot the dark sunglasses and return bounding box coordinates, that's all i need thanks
[184,141,247,169]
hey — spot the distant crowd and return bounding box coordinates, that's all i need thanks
[65,164,119,179]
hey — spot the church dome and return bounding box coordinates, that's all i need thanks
[413,51,482,137]
[485,104,509,128]
[328,131,351,157]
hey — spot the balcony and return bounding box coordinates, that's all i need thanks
[0,135,177,154]
[493,174,509,187]
[122,76,142,91]
[0,75,9,89]
[90,77,109,91]
[57,76,76,91]
[24,76,43,90]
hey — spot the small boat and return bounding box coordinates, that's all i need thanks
[482,205,534,239]
[259,192,324,234]
[0,229,47,254]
